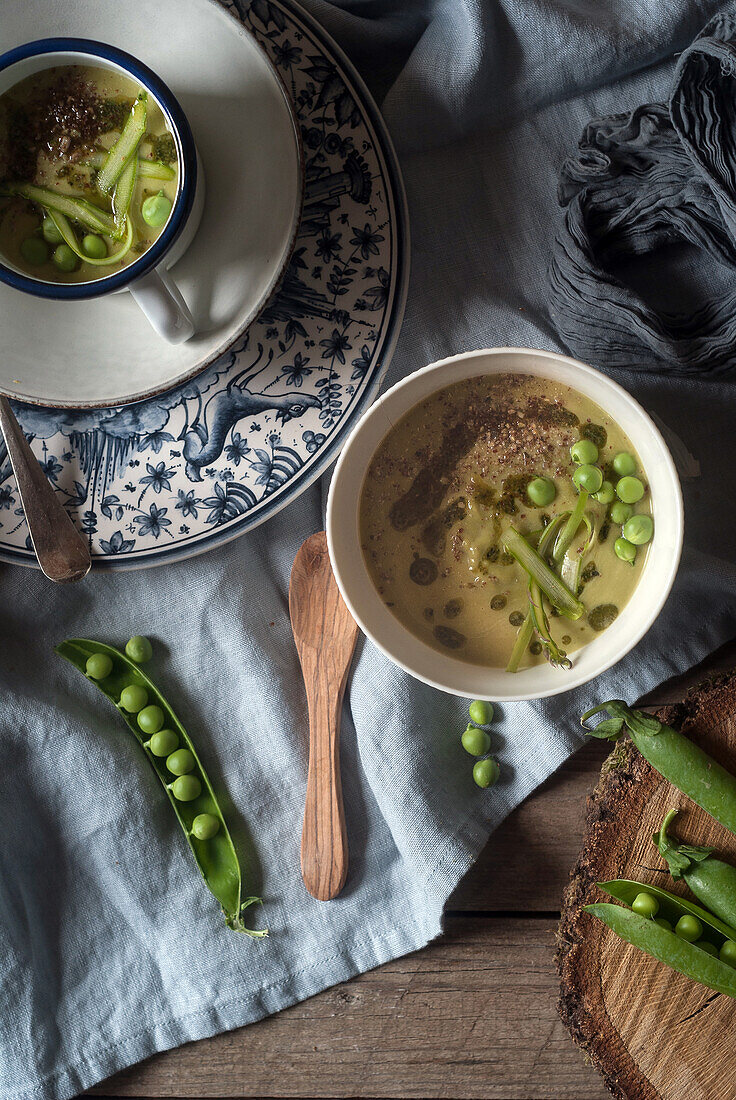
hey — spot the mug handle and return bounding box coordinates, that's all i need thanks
[129,267,195,344]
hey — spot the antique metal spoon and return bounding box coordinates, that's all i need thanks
[290,530,359,900]
[0,395,91,583]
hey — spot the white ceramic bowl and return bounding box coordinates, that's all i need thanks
[327,347,684,701]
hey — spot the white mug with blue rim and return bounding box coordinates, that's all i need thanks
[0,38,204,343]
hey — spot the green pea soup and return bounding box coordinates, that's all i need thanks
[0,64,178,282]
[359,372,652,669]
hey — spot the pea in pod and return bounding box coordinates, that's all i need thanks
[582,700,736,836]
[599,878,736,942]
[56,637,265,936]
[654,809,736,930]
[585,902,736,999]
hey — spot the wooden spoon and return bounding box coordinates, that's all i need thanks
[290,530,359,900]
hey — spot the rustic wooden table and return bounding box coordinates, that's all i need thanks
[87,640,736,1100]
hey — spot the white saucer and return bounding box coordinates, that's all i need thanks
[0,0,302,408]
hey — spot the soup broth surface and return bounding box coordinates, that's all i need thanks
[0,65,178,281]
[359,373,651,668]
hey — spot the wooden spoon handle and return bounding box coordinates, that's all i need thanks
[300,645,350,900]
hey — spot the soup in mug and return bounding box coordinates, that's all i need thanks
[0,65,178,282]
[359,373,653,671]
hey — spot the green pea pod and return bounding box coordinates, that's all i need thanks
[585,902,736,998]
[97,92,147,195]
[654,809,736,930]
[582,700,736,836]
[56,638,266,937]
[599,879,736,941]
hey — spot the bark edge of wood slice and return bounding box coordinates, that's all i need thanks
[557,670,736,1100]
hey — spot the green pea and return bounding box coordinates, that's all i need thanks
[631,891,659,919]
[623,514,653,545]
[166,747,195,776]
[570,439,598,465]
[81,233,107,259]
[593,480,615,505]
[616,476,645,504]
[720,940,736,967]
[695,939,719,958]
[192,813,220,840]
[138,704,164,734]
[527,476,556,507]
[461,725,491,757]
[20,236,48,266]
[141,190,173,227]
[119,683,148,713]
[170,774,202,802]
[149,728,179,757]
[572,464,603,494]
[675,914,703,942]
[612,452,636,477]
[53,243,78,272]
[42,217,63,244]
[654,917,672,932]
[614,537,637,564]
[473,758,500,789]
[468,700,494,725]
[610,501,633,525]
[125,635,153,664]
[85,652,113,681]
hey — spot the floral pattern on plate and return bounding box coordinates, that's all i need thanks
[0,0,408,569]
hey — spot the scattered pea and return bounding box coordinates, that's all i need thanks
[461,725,491,757]
[138,704,164,734]
[631,891,659,919]
[720,940,736,967]
[675,914,703,942]
[570,439,598,465]
[695,939,719,958]
[612,452,637,477]
[53,243,78,272]
[473,758,500,789]
[610,501,633,525]
[469,700,494,725]
[572,464,603,494]
[170,774,202,802]
[119,683,148,713]
[654,917,673,932]
[20,236,48,265]
[42,217,63,244]
[614,537,637,564]
[125,635,153,664]
[616,476,645,504]
[141,190,173,227]
[593,480,615,505]
[166,748,196,776]
[81,234,107,259]
[623,514,654,545]
[148,728,179,757]
[191,813,220,840]
[527,476,556,507]
[85,652,113,680]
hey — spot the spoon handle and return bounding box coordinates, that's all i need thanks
[0,396,91,583]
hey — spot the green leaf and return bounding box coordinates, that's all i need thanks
[654,809,713,877]
[585,717,625,740]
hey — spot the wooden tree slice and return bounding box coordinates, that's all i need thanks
[558,671,736,1100]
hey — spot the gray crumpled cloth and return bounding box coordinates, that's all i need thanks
[549,6,736,373]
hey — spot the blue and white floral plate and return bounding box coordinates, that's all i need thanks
[0,0,408,569]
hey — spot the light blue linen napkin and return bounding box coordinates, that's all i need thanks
[2,2,736,1098]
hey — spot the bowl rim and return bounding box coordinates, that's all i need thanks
[326,346,685,701]
[0,36,197,299]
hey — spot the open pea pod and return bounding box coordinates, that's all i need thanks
[586,903,736,999]
[599,879,736,941]
[56,638,265,936]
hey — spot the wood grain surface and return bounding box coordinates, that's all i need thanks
[558,670,736,1100]
[290,532,358,901]
[85,639,736,1100]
